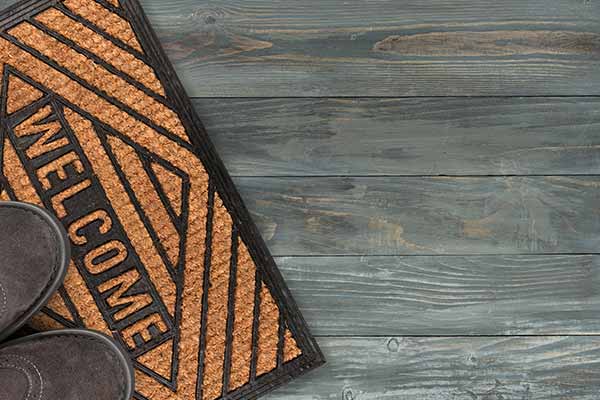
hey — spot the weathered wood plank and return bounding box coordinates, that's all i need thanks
[276,255,600,336]
[195,97,600,176]
[142,0,597,95]
[3,0,598,96]
[265,336,600,400]
[234,176,600,255]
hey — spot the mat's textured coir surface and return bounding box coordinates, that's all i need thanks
[0,0,324,398]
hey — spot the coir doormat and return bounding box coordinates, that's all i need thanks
[0,0,324,398]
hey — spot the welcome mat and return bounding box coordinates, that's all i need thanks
[0,0,324,398]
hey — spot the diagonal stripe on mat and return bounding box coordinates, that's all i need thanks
[0,1,324,399]
[62,0,143,52]
[7,22,187,140]
[1,135,112,335]
[64,107,178,318]
[35,7,165,96]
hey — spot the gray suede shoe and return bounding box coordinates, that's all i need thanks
[0,329,135,400]
[0,201,70,341]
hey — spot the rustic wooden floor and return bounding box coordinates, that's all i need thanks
[133,1,600,399]
[180,1,600,397]
[7,0,600,398]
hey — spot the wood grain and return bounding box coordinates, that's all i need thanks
[1,0,597,96]
[276,255,600,336]
[234,176,600,256]
[133,0,600,96]
[195,97,600,176]
[0,0,596,396]
[264,336,600,400]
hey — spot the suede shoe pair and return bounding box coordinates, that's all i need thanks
[0,201,135,400]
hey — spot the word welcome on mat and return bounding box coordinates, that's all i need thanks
[0,0,324,398]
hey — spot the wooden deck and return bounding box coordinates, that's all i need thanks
[6,0,600,397]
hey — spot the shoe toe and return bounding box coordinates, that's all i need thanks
[0,202,69,339]
[0,330,134,400]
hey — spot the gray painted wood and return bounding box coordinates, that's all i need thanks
[2,0,598,96]
[195,97,600,176]
[0,0,594,394]
[265,336,600,400]
[234,176,600,256]
[132,0,600,96]
[276,255,600,336]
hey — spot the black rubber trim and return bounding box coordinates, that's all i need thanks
[0,1,325,397]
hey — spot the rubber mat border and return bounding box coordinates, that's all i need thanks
[0,0,325,398]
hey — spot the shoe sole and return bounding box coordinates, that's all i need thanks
[0,329,135,399]
[0,201,70,342]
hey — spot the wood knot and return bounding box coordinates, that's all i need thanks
[466,353,478,366]
[387,337,401,352]
[342,388,355,400]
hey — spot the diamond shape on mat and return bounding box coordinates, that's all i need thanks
[0,1,324,399]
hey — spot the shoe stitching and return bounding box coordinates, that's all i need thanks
[12,356,43,400]
[0,363,33,400]
[0,354,44,400]
[4,335,128,399]
[0,282,6,320]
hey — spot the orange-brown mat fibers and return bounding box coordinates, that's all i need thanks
[0,0,323,399]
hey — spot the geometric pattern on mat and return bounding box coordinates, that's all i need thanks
[0,0,324,399]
